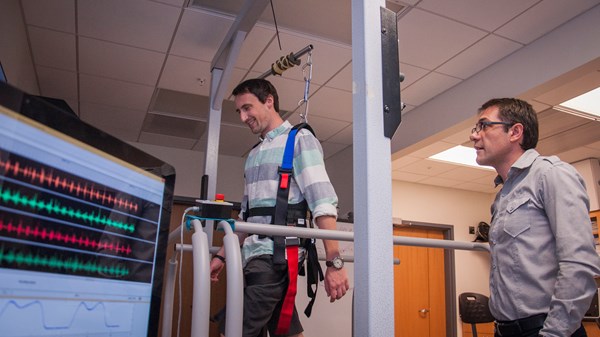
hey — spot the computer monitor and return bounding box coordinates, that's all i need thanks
[0,82,175,337]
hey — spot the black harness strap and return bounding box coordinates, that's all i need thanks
[244,123,323,319]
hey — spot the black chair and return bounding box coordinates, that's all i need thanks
[459,292,495,337]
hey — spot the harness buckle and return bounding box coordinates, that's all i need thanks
[285,237,301,246]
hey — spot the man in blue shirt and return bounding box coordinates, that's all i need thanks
[470,98,600,337]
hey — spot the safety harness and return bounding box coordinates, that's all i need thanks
[244,123,324,335]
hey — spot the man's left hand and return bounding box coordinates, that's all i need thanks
[324,267,350,303]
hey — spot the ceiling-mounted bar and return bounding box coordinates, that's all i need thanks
[258,44,314,79]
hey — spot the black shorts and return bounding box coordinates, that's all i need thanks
[218,254,303,337]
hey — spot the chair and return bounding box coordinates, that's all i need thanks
[459,292,495,337]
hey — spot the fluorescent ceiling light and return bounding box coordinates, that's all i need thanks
[555,87,600,121]
[429,145,494,171]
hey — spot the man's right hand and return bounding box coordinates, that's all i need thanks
[209,257,225,282]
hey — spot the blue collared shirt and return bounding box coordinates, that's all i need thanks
[489,149,600,336]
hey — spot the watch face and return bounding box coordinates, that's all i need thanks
[333,257,343,269]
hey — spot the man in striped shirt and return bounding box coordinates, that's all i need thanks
[210,78,349,337]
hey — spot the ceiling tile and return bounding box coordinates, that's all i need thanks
[436,166,494,181]
[391,155,420,170]
[170,8,233,61]
[79,74,154,111]
[235,24,276,70]
[321,141,349,160]
[250,30,351,86]
[537,108,590,140]
[142,113,206,139]
[557,146,600,165]
[402,72,462,106]
[417,0,539,32]
[35,66,77,100]
[495,0,600,44]
[159,55,212,95]
[398,63,429,88]
[78,0,181,52]
[139,131,197,149]
[537,121,600,156]
[327,124,353,145]
[397,8,487,70]
[267,76,321,114]
[79,102,147,142]
[391,170,428,182]
[306,86,353,123]
[437,34,523,79]
[442,127,473,146]
[79,37,165,86]
[409,141,456,159]
[155,0,186,7]
[398,158,460,176]
[419,176,461,188]
[453,181,497,194]
[324,61,352,92]
[22,0,75,33]
[287,114,350,142]
[28,26,76,71]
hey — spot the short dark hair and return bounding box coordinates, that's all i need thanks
[232,78,279,113]
[479,98,538,150]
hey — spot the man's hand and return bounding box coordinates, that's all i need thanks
[324,266,349,302]
[209,256,225,282]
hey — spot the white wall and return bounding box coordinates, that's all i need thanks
[129,141,246,201]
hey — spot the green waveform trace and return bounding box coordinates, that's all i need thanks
[0,248,130,277]
[0,186,135,232]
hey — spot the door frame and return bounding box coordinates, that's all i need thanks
[393,219,457,337]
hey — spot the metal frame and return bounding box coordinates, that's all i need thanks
[187,220,489,336]
[176,0,474,336]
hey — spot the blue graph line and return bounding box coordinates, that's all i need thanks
[0,299,121,330]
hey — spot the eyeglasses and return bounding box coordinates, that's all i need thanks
[471,121,513,134]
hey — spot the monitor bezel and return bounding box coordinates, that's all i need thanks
[0,81,176,337]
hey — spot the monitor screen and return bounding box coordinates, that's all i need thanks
[0,82,175,337]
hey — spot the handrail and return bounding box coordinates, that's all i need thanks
[166,219,488,337]
[230,220,490,252]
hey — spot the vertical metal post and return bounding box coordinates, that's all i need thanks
[203,70,224,247]
[351,0,395,336]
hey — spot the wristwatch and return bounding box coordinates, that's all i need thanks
[326,256,344,269]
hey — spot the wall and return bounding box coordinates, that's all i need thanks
[129,141,246,202]
[392,180,494,336]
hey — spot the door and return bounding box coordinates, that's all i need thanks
[394,226,446,337]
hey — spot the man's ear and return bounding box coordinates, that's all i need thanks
[509,123,524,143]
[265,94,274,109]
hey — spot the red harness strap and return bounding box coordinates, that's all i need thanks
[275,244,299,335]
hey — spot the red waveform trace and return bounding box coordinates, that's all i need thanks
[0,157,139,213]
[0,218,132,256]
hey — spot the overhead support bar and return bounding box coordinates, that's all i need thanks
[210,0,270,110]
[211,0,269,71]
[258,44,314,79]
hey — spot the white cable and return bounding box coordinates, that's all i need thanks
[175,206,198,337]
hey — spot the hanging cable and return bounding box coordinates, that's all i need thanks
[298,49,313,123]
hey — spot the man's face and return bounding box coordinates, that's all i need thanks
[234,92,273,137]
[470,106,513,169]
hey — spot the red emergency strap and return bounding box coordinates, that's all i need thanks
[275,245,299,335]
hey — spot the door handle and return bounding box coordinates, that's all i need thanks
[418,308,430,317]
